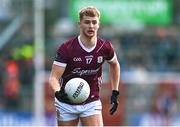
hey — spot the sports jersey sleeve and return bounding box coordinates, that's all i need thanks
[105,41,115,62]
[53,43,68,67]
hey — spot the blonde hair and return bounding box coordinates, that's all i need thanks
[79,6,100,21]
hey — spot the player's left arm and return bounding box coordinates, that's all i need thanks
[108,53,120,91]
[108,53,120,115]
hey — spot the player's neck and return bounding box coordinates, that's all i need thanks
[79,35,97,48]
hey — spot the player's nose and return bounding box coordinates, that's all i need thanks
[89,22,94,28]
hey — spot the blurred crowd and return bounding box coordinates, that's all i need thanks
[0,43,34,111]
[117,32,180,72]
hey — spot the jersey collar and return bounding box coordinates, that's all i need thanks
[78,36,97,53]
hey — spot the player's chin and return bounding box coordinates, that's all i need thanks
[86,33,95,38]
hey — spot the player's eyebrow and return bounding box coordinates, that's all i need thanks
[84,19,97,22]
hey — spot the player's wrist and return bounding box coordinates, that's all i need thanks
[55,91,58,97]
[55,88,64,96]
[55,91,61,98]
[112,90,119,96]
[54,86,61,93]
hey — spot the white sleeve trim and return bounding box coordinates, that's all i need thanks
[107,52,116,63]
[53,61,67,67]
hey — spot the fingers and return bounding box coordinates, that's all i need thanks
[109,103,118,115]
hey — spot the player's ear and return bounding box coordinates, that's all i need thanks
[97,19,100,27]
[97,21,100,29]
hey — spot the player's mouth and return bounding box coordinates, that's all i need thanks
[87,30,94,34]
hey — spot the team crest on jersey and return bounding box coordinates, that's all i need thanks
[97,56,103,63]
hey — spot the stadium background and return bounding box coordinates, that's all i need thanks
[0,0,180,126]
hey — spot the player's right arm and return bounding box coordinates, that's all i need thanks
[49,64,65,92]
[49,41,70,102]
[49,64,70,103]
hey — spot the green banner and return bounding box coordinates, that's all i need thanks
[69,0,172,25]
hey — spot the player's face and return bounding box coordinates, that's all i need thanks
[78,16,100,38]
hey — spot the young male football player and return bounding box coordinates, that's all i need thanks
[49,6,120,126]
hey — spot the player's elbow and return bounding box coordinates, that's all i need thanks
[110,59,120,69]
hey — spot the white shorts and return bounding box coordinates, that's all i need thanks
[55,98,102,121]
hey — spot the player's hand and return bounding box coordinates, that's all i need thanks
[109,90,119,115]
[55,88,70,103]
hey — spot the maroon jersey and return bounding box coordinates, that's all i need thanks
[54,36,115,104]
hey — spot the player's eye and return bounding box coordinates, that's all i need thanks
[84,20,90,24]
[92,20,97,25]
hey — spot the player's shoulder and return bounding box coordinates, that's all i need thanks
[97,36,113,48]
[62,36,78,46]
[97,36,111,44]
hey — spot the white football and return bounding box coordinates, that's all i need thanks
[65,78,90,104]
